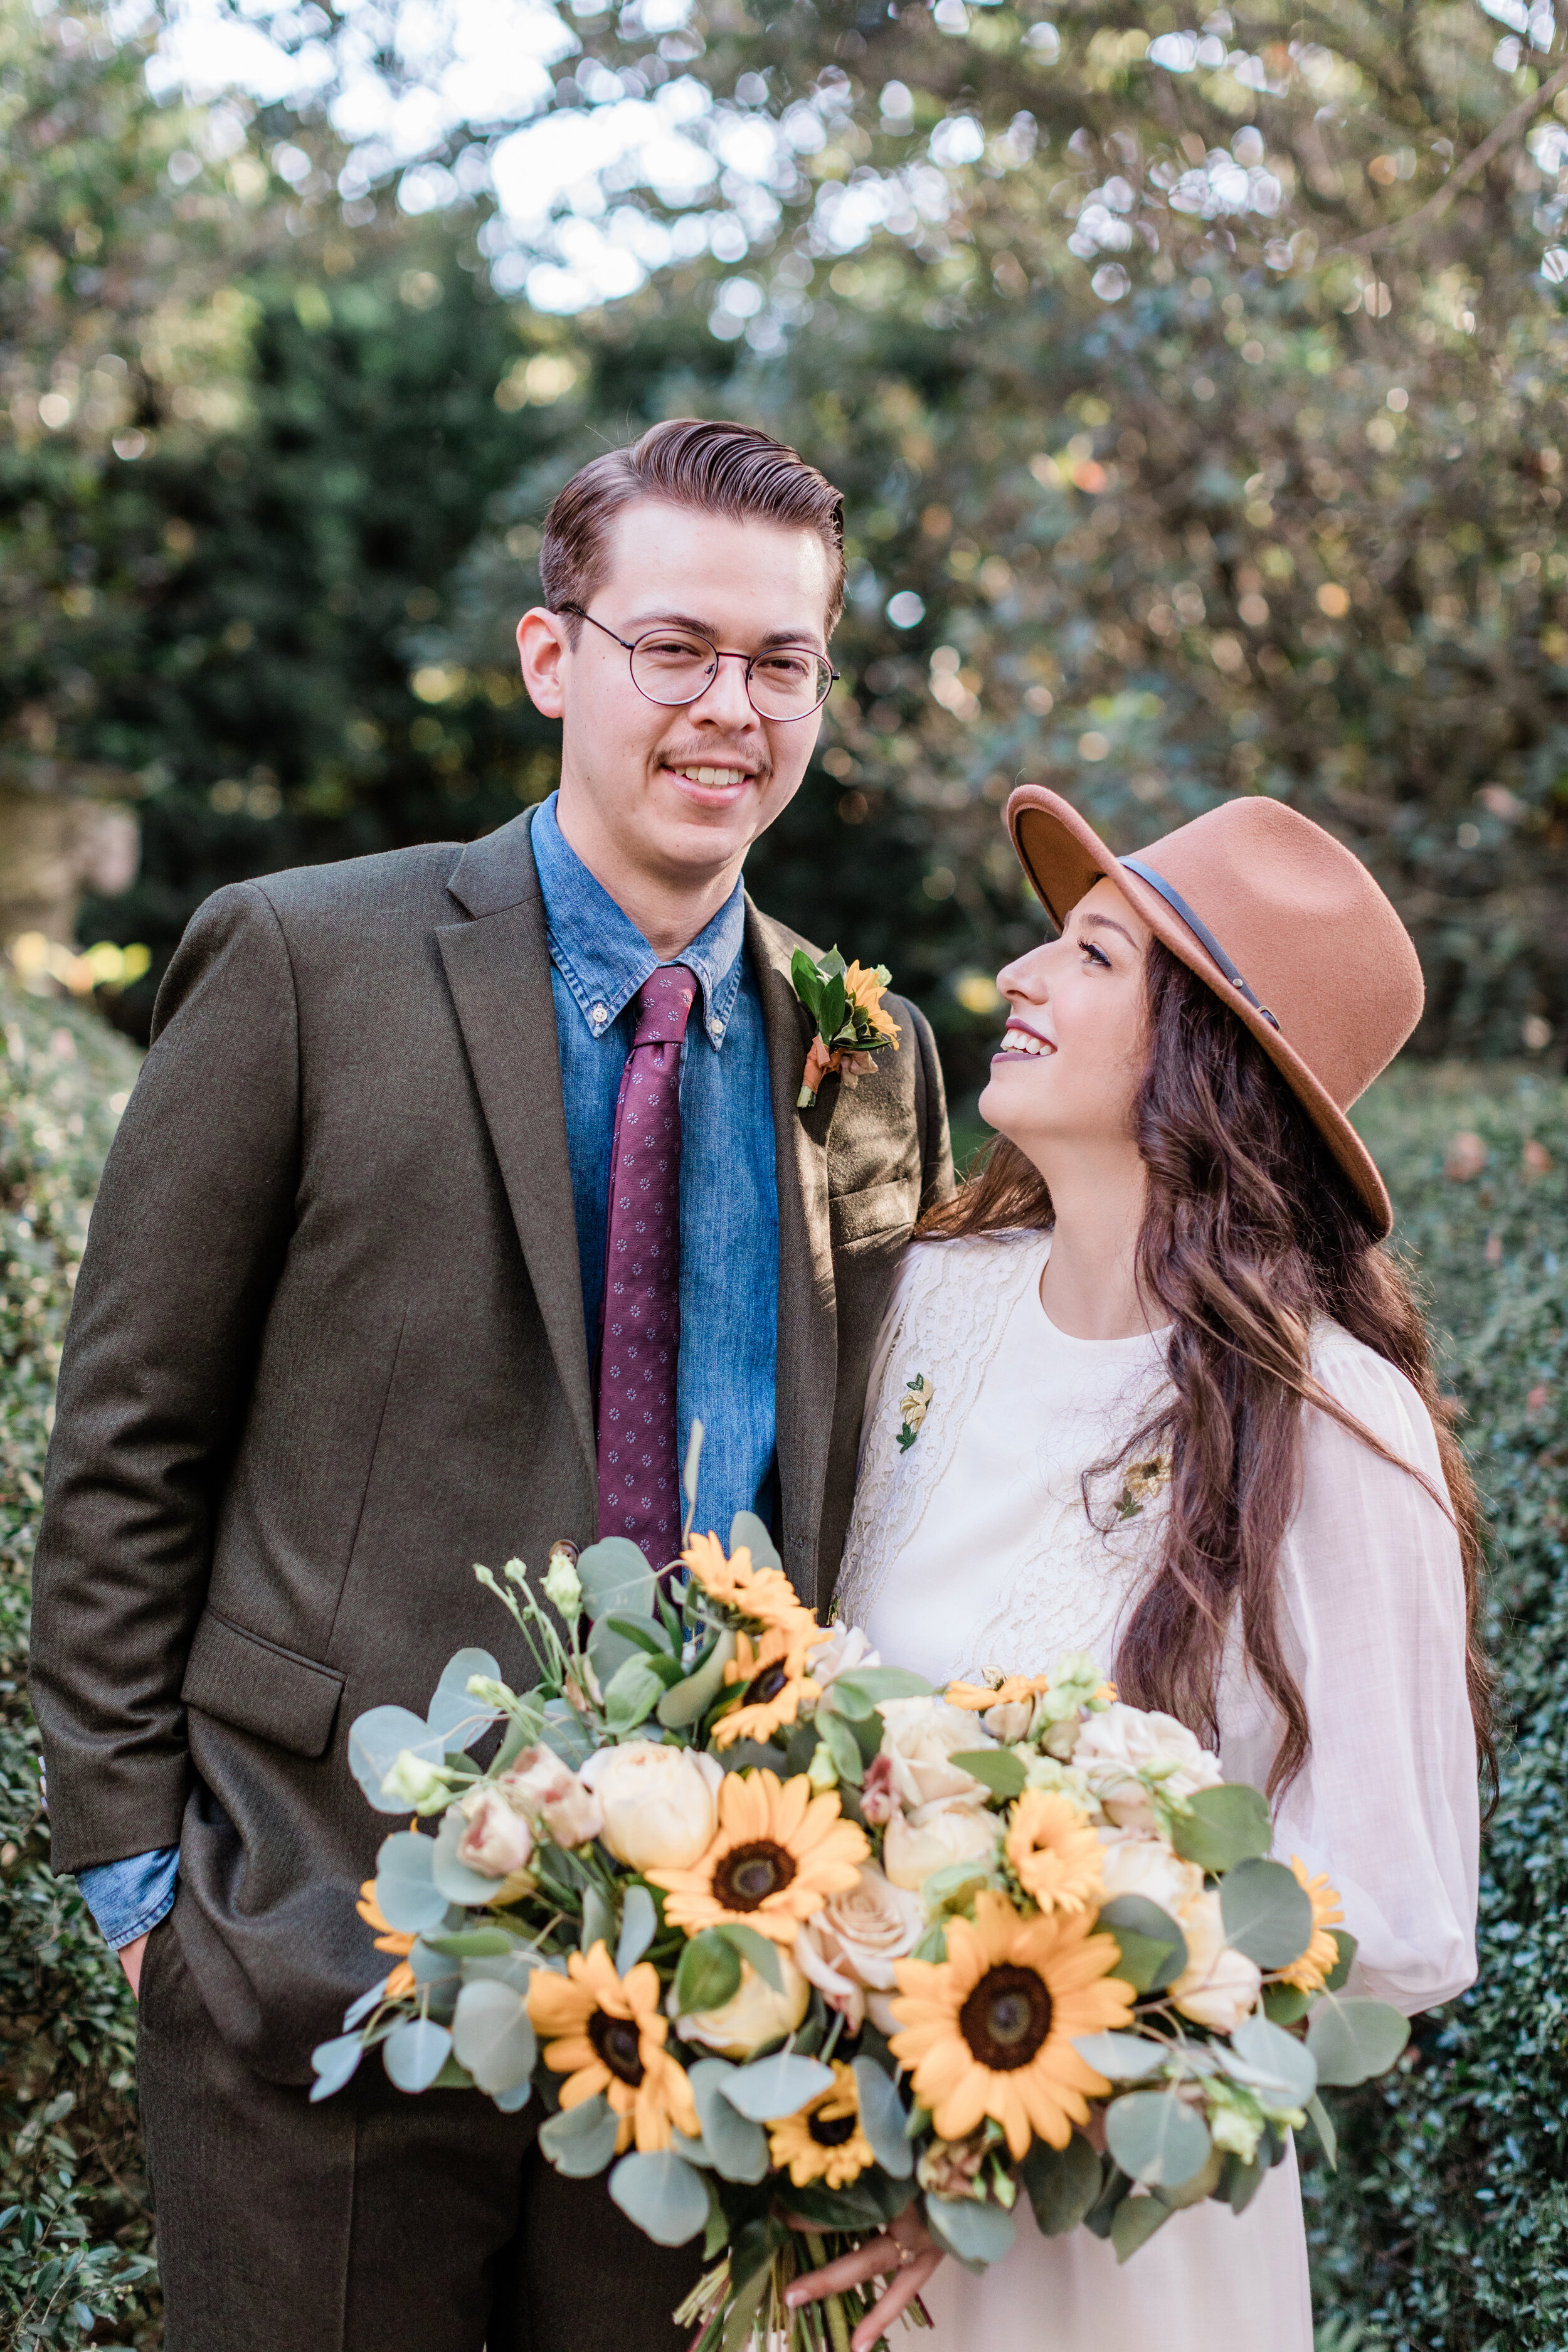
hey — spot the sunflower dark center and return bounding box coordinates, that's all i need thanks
[808,2107,859,2147]
[714,1839,796,1910]
[744,1662,790,1705]
[960,1964,1052,2072]
[588,2010,645,2087]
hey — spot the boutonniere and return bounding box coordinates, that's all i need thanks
[1115,1453,1172,1520]
[790,946,900,1109]
[896,1372,932,1451]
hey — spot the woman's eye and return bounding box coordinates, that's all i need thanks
[1081,941,1111,969]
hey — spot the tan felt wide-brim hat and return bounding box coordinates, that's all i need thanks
[1005,786,1425,1237]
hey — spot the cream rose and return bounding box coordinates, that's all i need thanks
[455,1786,534,1880]
[1071,1703,1224,1832]
[674,1952,810,2059]
[877,1697,994,1811]
[795,1865,923,2031]
[1098,1830,1205,1919]
[579,1740,723,1873]
[882,1797,997,1893]
[499,1747,604,1849]
[807,1621,881,1692]
[1170,1890,1262,2033]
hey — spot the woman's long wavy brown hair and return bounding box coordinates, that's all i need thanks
[921,939,1495,1803]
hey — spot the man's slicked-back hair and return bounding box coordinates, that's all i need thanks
[539,418,846,638]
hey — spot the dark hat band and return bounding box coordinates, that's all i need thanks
[1120,855,1281,1032]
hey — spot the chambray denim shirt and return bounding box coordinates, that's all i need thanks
[78,792,781,1952]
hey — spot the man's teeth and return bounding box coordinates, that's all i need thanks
[675,766,748,787]
[1000,1030,1054,1057]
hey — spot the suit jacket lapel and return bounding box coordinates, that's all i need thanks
[746,900,838,1611]
[438,814,596,1483]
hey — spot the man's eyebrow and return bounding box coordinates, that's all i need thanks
[622,609,827,653]
[1076,911,1140,948]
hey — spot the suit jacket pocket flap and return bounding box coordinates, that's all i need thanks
[830,1179,915,1249]
[181,1610,345,1759]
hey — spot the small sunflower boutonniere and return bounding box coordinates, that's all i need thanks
[791,946,900,1109]
[1115,1452,1172,1521]
[897,1372,933,1452]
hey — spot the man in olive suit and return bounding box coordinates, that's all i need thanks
[29,420,950,2352]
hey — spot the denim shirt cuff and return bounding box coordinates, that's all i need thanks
[76,1848,180,1949]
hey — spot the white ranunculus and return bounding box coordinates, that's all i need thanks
[579,1740,723,1873]
[1097,1829,1205,1919]
[379,1749,450,1813]
[877,1697,994,1811]
[1071,1703,1224,1832]
[882,1797,998,1893]
[455,1786,534,1880]
[674,1951,810,2059]
[795,1865,923,2030]
[1170,1890,1263,2033]
[807,1621,881,1691]
[499,1747,604,1849]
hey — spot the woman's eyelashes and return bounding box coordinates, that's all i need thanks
[1078,936,1111,969]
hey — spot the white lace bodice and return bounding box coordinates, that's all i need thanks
[838,1231,1170,1686]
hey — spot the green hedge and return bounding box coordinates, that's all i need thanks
[0,984,1564,2347]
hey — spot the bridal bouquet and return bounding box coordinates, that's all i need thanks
[316,1508,1411,2347]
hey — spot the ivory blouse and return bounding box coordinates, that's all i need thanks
[836,1229,1480,2352]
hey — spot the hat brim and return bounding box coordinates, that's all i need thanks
[1006,787,1394,1239]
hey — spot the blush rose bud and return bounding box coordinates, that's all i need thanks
[456,1787,534,1880]
[499,1748,603,1849]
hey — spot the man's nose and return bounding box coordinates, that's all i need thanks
[687,653,760,727]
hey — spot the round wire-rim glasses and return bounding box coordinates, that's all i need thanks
[560,604,839,721]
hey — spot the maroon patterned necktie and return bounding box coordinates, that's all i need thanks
[596,964,698,1567]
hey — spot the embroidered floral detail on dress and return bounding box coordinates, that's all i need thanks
[1114,1453,1172,1521]
[896,1373,933,1453]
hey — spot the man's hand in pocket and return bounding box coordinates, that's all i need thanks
[117,1933,149,1998]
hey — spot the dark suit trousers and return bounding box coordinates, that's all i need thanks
[136,1920,705,2352]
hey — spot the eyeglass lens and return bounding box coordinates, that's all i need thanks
[629,628,832,719]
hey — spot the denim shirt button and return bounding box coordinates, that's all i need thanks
[710,1019,724,1042]
[590,1003,608,1030]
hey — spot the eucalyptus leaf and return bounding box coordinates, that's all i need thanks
[609,2151,711,2247]
[602,1652,668,1734]
[539,2092,621,2178]
[719,2052,835,2123]
[925,2195,1015,2270]
[1109,2193,1174,2263]
[1106,2090,1213,2190]
[408,1936,462,1989]
[728,1510,785,1575]
[451,1978,538,2095]
[1305,2092,1338,2170]
[577,1539,655,1622]
[373,1830,447,1935]
[427,1648,504,1748]
[1020,2133,1102,2235]
[348,1704,442,1812]
[850,2057,914,2178]
[343,1978,389,2032]
[1096,1895,1187,1993]
[716,1923,783,1991]
[581,1883,615,1959]
[1222,2151,1266,2215]
[309,2033,365,2102]
[674,1929,743,2017]
[461,1951,542,1994]
[1305,1996,1411,2087]
[432,1807,507,1908]
[1322,1927,1357,1993]
[829,1667,935,1720]
[1073,2032,1171,2084]
[687,2061,771,2183]
[1263,1983,1313,2028]
[421,1928,524,1958]
[382,2016,453,2094]
[1166,1783,1272,1872]
[1224,2013,1318,2107]
[1219,1857,1316,1968]
[951,1747,1025,1801]
[538,1699,595,1769]
[617,1884,659,1976]
[656,1630,738,1730]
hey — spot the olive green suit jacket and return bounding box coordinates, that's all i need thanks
[29,809,951,2078]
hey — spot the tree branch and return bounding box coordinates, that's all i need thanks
[1343,56,1568,255]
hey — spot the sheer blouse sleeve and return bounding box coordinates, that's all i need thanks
[1226,1329,1481,2016]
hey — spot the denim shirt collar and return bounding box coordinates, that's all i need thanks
[531,791,747,1050]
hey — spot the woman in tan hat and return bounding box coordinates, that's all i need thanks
[793,788,1488,2350]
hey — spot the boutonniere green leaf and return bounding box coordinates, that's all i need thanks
[897,1372,932,1452]
[790,946,900,1109]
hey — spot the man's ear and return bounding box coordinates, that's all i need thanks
[517,608,569,719]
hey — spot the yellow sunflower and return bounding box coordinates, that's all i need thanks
[1004,1791,1104,1917]
[1274,1857,1345,1994]
[842,960,901,1049]
[527,1941,699,2153]
[945,1673,1051,1714]
[648,1768,869,1944]
[712,1624,822,1749]
[682,1532,819,1642]
[769,2060,876,2189]
[889,1888,1135,2160]
[357,1880,418,2000]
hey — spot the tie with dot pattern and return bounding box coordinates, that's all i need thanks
[595,964,697,1569]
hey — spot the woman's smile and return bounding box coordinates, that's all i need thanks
[994,1016,1056,1062]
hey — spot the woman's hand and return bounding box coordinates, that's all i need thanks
[784,2206,944,2352]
